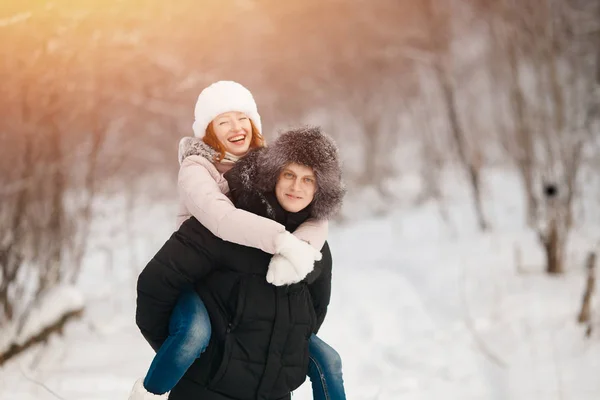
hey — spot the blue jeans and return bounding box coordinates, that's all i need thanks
[143,290,346,399]
[308,334,347,400]
[143,290,212,394]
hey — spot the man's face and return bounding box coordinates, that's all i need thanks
[275,163,317,213]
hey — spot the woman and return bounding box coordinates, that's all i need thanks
[135,127,346,400]
[177,81,326,281]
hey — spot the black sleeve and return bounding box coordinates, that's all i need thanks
[307,241,332,334]
[135,219,221,351]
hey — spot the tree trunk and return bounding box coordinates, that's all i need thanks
[543,219,564,274]
[578,252,596,324]
[362,120,379,185]
[0,118,34,322]
[504,21,539,228]
[519,160,538,228]
[39,117,65,294]
[435,63,488,231]
[69,123,105,284]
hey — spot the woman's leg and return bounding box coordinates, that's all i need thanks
[143,290,212,395]
[307,334,346,400]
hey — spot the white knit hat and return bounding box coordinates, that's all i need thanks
[191,81,262,138]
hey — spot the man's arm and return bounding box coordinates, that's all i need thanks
[307,242,332,333]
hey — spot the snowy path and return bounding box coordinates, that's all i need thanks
[1,214,493,400]
[2,192,599,399]
[295,217,494,400]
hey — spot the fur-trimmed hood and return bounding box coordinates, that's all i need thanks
[178,136,218,165]
[226,126,345,220]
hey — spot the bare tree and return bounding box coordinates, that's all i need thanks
[577,252,596,333]
[252,0,421,207]
[406,84,453,224]
[0,1,188,341]
[406,0,490,231]
[477,0,598,273]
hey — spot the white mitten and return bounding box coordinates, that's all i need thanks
[266,254,302,286]
[274,231,322,281]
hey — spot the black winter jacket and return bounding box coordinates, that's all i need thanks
[136,172,333,399]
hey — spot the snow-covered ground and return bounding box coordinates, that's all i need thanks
[1,167,599,400]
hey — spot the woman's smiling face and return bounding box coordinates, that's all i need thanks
[210,111,253,156]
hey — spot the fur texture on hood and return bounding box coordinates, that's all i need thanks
[178,136,217,165]
[226,126,345,220]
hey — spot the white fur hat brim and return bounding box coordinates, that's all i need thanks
[192,81,262,138]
